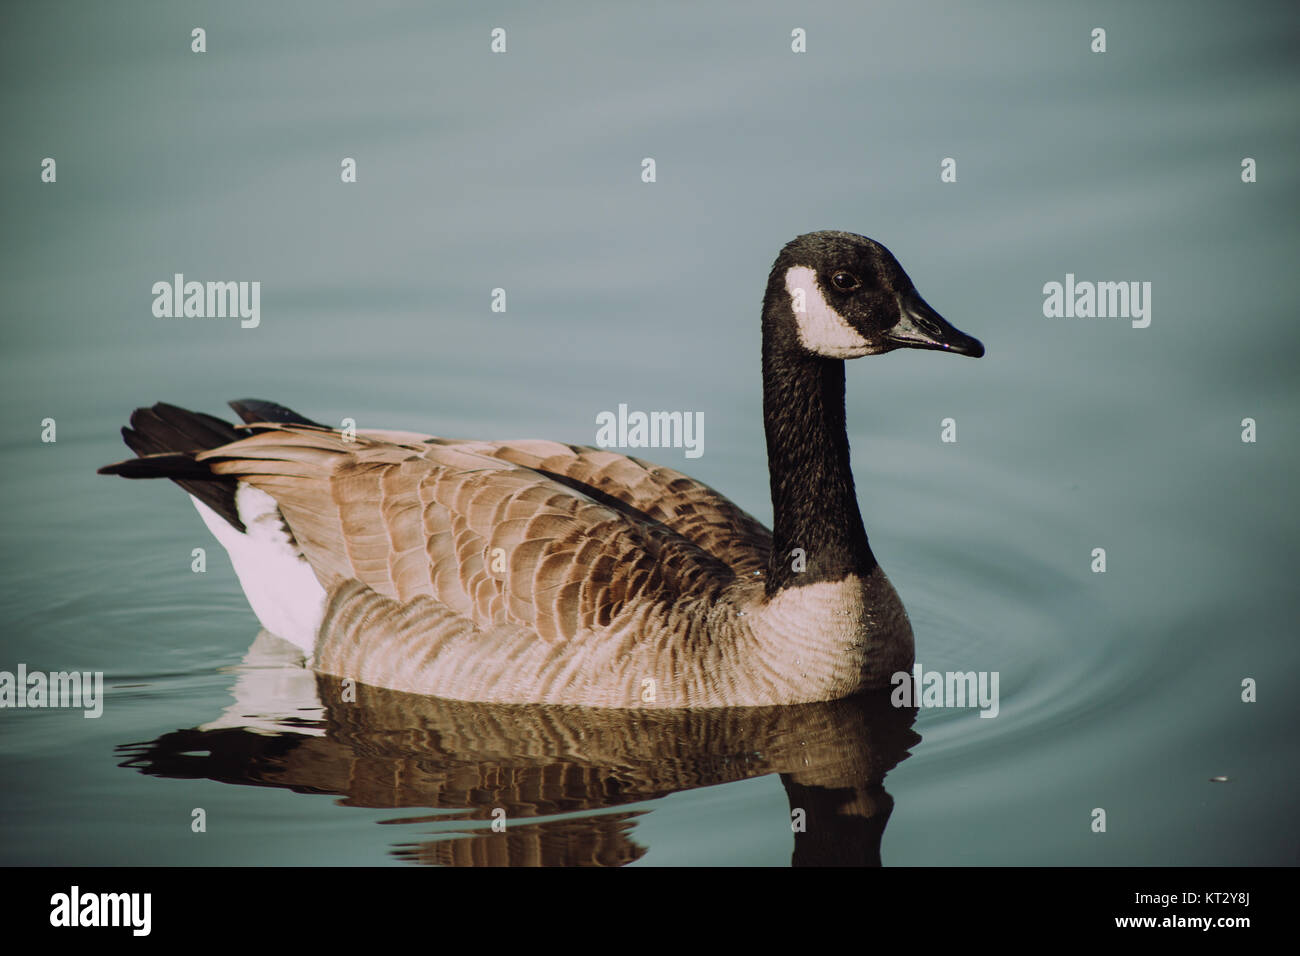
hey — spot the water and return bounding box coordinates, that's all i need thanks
[2,0,1297,865]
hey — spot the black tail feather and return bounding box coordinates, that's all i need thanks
[123,402,244,458]
[228,398,325,428]
[98,453,215,481]
[98,399,319,532]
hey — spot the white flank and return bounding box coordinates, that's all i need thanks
[785,265,873,358]
[190,485,326,655]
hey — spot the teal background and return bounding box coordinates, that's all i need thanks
[1,0,1297,864]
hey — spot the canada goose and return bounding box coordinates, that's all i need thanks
[100,231,984,709]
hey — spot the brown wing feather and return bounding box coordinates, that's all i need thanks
[196,427,757,645]
[425,438,773,576]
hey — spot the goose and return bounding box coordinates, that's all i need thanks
[99,230,984,709]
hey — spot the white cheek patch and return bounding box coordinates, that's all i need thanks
[784,266,873,358]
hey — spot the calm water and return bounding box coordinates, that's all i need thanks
[2,1,1298,865]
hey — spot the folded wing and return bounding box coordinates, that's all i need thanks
[197,428,767,645]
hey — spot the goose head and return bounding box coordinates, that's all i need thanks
[763,230,984,360]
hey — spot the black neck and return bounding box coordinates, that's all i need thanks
[761,298,877,593]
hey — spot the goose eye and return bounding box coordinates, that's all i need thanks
[830,271,859,292]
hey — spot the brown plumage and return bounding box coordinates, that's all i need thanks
[99,231,984,708]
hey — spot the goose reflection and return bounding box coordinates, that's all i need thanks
[117,632,920,866]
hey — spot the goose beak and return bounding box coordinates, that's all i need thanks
[887,291,985,358]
